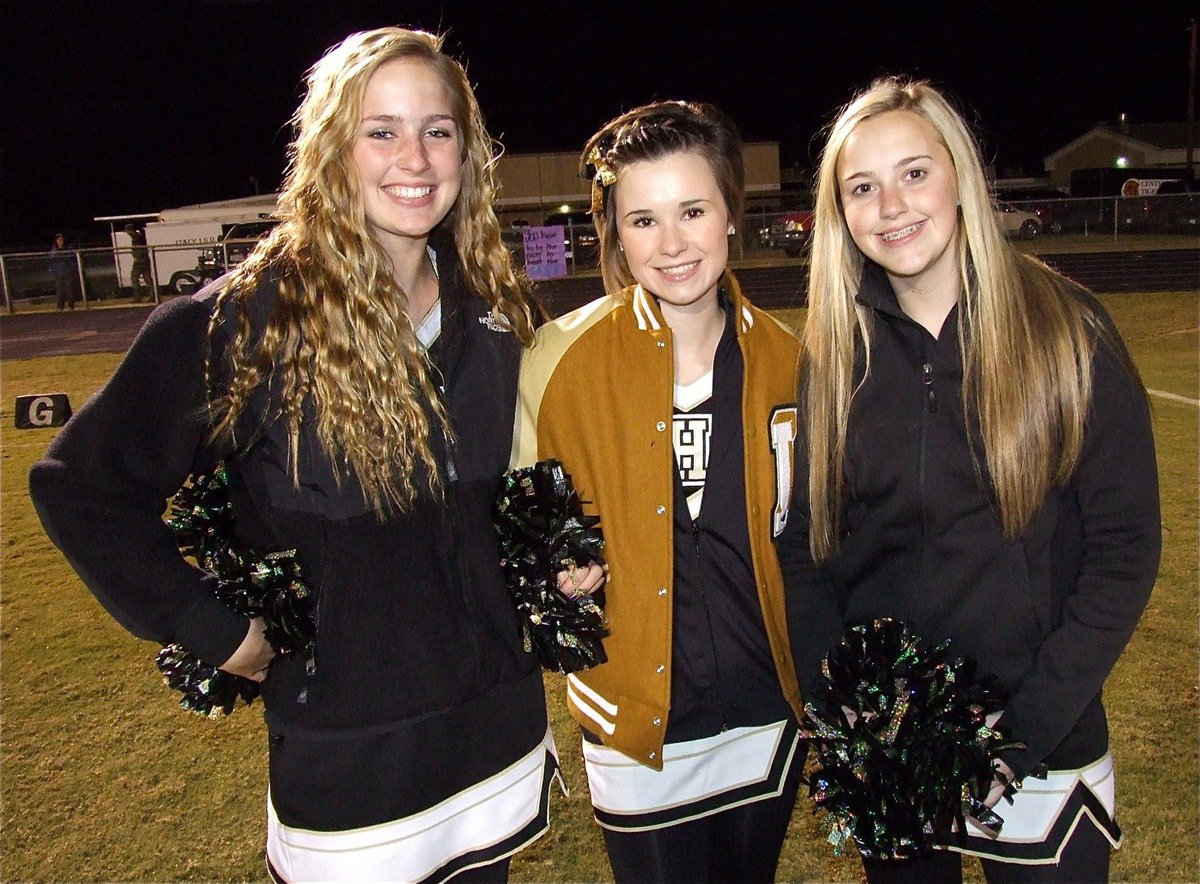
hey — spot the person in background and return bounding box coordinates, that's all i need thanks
[512,100,806,883]
[49,232,77,310]
[778,77,1160,883]
[30,26,588,882]
[125,223,152,303]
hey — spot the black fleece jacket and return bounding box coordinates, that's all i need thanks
[778,263,1161,779]
[29,244,542,745]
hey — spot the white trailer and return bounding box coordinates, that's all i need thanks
[96,193,279,294]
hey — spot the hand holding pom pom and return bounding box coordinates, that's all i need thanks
[218,617,275,682]
[800,618,1036,860]
[557,561,606,598]
[155,465,317,718]
[495,460,608,674]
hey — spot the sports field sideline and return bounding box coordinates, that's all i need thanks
[1,290,1196,882]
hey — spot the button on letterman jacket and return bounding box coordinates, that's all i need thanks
[511,272,804,769]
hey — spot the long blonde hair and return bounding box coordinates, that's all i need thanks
[804,77,1109,561]
[208,27,536,514]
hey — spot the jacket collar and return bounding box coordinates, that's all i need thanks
[854,259,963,345]
[629,270,756,335]
[429,229,465,316]
[854,260,909,321]
[427,232,468,384]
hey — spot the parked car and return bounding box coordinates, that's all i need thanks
[758,210,814,257]
[543,211,599,265]
[996,203,1042,240]
[1148,179,1200,231]
[998,187,1074,234]
[174,220,278,293]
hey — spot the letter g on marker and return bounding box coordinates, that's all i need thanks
[15,393,72,429]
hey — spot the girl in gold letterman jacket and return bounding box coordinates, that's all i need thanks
[511,101,806,884]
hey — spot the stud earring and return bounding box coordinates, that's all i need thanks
[727,226,736,236]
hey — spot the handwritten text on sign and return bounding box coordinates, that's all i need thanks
[522,226,567,280]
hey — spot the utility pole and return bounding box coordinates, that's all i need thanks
[1189,18,1196,179]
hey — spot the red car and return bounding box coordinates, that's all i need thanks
[759,210,814,257]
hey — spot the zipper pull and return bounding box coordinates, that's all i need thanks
[922,362,937,413]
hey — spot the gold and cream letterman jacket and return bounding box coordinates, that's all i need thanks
[511,273,804,770]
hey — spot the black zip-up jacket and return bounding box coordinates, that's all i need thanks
[29,243,547,830]
[667,301,795,742]
[778,263,1160,779]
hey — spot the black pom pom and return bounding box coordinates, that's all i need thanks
[155,644,260,718]
[495,460,607,674]
[800,618,1026,859]
[156,464,317,718]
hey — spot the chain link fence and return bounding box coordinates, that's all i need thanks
[4,194,1196,312]
[0,238,267,313]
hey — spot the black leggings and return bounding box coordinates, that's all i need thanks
[862,819,1112,884]
[601,766,802,884]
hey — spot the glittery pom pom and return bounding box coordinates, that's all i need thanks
[495,460,607,674]
[155,465,317,717]
[800,618,1028,860]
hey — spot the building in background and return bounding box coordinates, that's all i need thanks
[493,142,782,224]
[1045,119,1198,191]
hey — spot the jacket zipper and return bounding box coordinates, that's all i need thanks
[918,353,937,573]
[296,519,329,705]
[429,330,484,678]
[441,433,483,681]
[691,521,730,733]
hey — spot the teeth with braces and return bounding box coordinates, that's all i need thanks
[881,222,922,242]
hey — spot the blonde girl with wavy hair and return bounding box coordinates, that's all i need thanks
[214,26,537,514]
[778,78,1160,883]
[31,27,564,882]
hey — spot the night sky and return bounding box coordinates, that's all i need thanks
[3,0,1196,249]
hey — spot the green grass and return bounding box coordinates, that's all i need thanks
[2,292,1196,882]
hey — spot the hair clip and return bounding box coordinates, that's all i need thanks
[588,146,617,214]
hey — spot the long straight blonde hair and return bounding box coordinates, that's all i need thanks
[804,77,1110,561]
[208,28,536,514]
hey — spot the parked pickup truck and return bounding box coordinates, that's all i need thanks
[758,210,814,257]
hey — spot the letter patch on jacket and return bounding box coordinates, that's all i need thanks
[769,406,798,537]
[674,372,714,521]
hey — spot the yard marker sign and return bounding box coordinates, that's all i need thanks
[15,394,72,428]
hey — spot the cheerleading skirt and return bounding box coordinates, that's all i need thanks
[581,719,802,831]
[944,752,1121,865]
[265,724,560,883]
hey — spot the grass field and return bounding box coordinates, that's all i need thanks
[2,291,1196,882]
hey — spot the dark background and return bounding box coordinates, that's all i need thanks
[2,0,1196,249]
